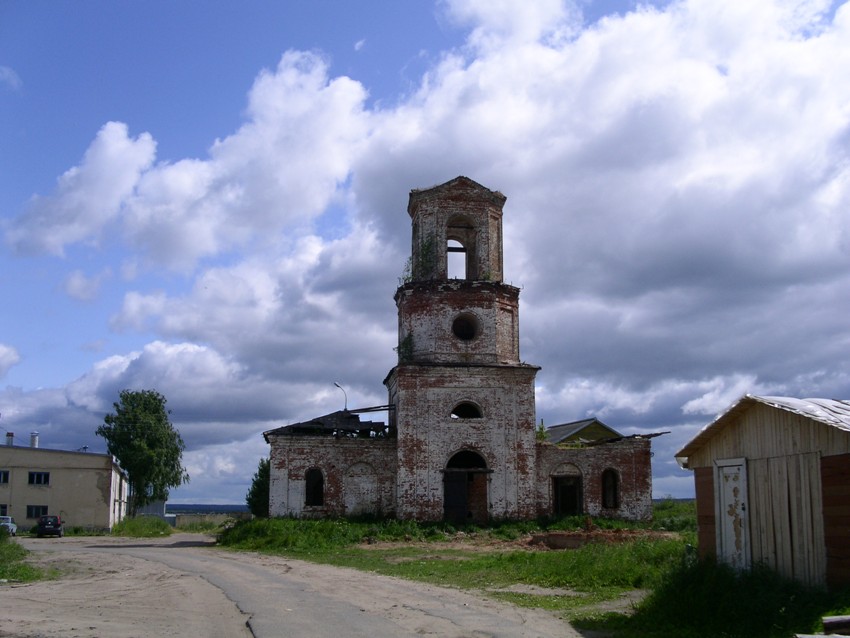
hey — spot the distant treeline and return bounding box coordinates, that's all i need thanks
[166,503,249,515]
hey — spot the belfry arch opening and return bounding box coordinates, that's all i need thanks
[446,214,476,280]
[447,240,466,279]
[443,450,489,525]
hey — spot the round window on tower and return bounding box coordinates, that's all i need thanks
[452,313,479,341]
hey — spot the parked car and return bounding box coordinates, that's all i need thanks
[35,515,63,538]
[0,515,17,536]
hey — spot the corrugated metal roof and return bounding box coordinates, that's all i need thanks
[675,395,850,466]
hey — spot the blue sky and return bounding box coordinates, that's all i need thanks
[2,0,848,504]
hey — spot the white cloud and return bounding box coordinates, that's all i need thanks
[6,122,155,256]
[5,0,850,502]
[0,66,22,91]
[63,269,111,301]
[0,344,21,378]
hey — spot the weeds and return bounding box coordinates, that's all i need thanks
[111,516,173,537]
[575,559,850,637]
[0,533,45,582]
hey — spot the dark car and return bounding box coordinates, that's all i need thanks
[35,515,64,538]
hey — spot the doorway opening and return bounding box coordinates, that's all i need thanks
[443,450,489,525]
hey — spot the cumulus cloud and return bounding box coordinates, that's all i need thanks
[6,122,155,256]
[4,0,850,501]
[121,51,369,271]
[63,269,111,301]
[0,344,21,378]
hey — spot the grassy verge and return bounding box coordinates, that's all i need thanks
[111,515,173,537]
[0,531,46,582]
[574,559,850,637]
[219,515,691,617]
[217,507,849,637]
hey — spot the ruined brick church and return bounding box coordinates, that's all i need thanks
[264,176,656,523]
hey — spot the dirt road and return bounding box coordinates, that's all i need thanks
[3,533,581,638]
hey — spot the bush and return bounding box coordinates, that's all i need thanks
[111,516,173,537]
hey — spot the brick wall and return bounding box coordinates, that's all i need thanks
[535,438,653,521]
[268,437,397,518]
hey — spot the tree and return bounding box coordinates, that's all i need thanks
[246,457,270,518]
[96,389,189,516]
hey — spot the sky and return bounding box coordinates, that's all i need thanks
[1,0,849,504]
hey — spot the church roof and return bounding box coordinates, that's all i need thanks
[408,176,506,213]
[263,410,388,441]
[545,417,623,444]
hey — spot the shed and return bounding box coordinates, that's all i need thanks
[675,395,850,587]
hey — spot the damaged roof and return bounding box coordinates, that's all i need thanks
[263,410,389,442]
[676,395,850,464]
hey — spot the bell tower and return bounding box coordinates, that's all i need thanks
[385,176,539,523]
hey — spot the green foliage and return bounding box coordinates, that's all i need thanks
[650,497,697,532]
[176,520,222,533]
[0,540,45,582]
[111,515,173,537]
[97,389,189,515]
[414,235,437,280]
[536,419,547,441]
[395,333,414,362]
[576,559,850,638]
[246,457,270,518]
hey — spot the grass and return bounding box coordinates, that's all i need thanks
[0,529,46,582]
[111,515,173,537]
[217,502,850,637]
[574,559,850,637]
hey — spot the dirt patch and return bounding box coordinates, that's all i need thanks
[530,528,678,550]
[359,528,678,553]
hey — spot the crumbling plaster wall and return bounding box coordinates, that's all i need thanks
[408,180,505,282]
[268,437,397,518]
[396,281,520,366]
[389,364,539,521]
[536,439,653,521]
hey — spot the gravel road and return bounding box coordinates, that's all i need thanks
[3,533,582,638]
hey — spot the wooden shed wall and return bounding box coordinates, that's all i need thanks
[822,453,850,588]
[686,403,850,469]
[748,452,825,585]
[686,404,850,587]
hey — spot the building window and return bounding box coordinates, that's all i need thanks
[26,505,48,519]
[28,472,50,486]
[305,468,324,507]
[602,469,620,509]
[0,504,7,516]
[450,402,483,419]
[0,470,8,484]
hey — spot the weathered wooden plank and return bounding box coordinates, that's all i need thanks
[770,457,794,580]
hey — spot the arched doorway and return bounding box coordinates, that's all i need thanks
[552,463,583,517]
[443,450,489,525]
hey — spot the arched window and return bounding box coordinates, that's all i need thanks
[446,449,487,469]
[305,468,324,507]
[447,239,466,279]
[446,214,476,280]
[450,402,483,419]
[602,469,619,509]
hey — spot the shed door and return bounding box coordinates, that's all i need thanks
[717,459,750,570]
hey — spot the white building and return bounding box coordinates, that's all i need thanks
[0,432,129,531]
